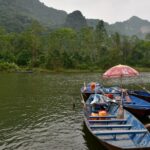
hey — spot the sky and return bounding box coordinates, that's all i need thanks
[39,0,150,24]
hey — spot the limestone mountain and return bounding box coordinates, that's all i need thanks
[64,11,87,30]
[87,16,150,38]
[109,16,150,38]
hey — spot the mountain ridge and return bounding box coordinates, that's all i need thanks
[107,16,150,38]
[0,0,150,38]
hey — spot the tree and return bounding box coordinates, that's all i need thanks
[77,27,94,64]
[108,32,122,65]
[94,21,109,67]
[145,33,150,40]
[46,28,77,69]
[0,27,15,63]
[26,21,44,67]
[14,21,44,67]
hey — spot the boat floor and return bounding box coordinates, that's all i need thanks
[89,118,150,149]
[97,134,148,149]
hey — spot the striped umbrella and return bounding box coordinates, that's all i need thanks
[103,64,139,79]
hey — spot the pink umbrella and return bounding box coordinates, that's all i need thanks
[103,64,139,118]
[103,64,139,79]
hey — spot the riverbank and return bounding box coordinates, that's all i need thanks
[0,62,150,73]
[35,67,150,73]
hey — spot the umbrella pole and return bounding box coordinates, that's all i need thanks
[118,77,124,119]
[120,77,123,106]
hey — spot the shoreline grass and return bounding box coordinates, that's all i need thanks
[0,62,150,73]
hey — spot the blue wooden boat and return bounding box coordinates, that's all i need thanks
[103,87,150,117]
[128,90,150,103]
[81,82,121,102]
[105,88,150,117]
[122,95,150,117]
[83,94,150,150]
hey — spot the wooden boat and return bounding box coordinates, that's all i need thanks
[83,94,150,150]
[81,82,121,101]
[113,91,150,117]
[105,89,150,117]
[128,90,150,103]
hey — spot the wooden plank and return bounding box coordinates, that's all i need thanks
[90,124,132,129]
[93,129,147,136]
[89,119,127,123]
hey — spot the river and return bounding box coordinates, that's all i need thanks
[0,72,150,150]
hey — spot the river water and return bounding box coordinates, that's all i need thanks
[0,72,150,150]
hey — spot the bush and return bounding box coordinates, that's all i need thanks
[0,62,19,71]
[76,64,89,70]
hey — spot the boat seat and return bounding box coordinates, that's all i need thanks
[90,124,132,129]
[89,115,117,119]
[89,119,127,123]
[93,129,147,136]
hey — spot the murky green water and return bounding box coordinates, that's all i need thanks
[0,72,150,150]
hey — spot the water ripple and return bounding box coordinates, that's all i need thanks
[0,73,149,150]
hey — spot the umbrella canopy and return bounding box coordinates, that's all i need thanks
[103,64,139,79]
[102,64,139,119]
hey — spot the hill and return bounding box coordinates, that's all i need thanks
[0,0,67,32]
[0,0,150,38]
[87,16,150,38]
[109,16,150,38]
[64,11,87,30]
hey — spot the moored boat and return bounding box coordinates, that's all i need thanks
[81,82,121,102]
[83,94,150,150]
[113,90,150,117]
[128,90,150,103]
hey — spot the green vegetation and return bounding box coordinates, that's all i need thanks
[0,20,150,72]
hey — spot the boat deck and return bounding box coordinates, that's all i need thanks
[87,113,150,149]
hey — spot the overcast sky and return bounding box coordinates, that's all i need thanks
[40,0,150,23]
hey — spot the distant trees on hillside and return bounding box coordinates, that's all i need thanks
[0,20,150,71]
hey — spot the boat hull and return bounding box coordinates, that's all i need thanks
[124,106,150,118]
[129,91,150,103]
[123,95,150,117]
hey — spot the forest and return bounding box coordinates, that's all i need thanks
[0,20,150,72]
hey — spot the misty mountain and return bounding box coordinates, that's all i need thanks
[87,19,110,29]
[0,0,150,38]
[87,16,150,38]
[108,16,150,38]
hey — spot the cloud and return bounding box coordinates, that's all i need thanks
[40,0,150,23]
